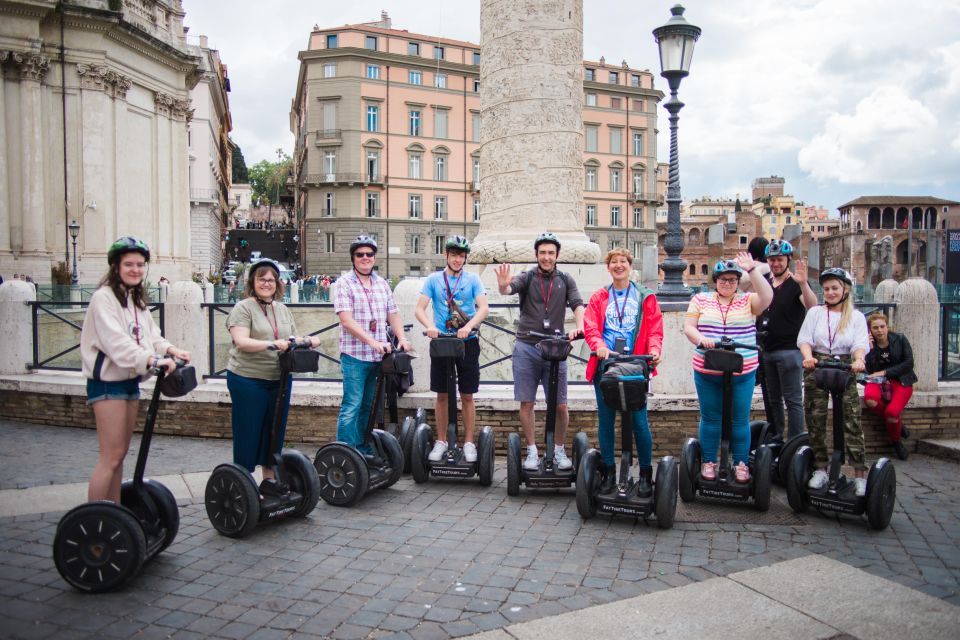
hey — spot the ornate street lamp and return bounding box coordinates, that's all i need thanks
[653,4,701,301]
[68,219,80,285]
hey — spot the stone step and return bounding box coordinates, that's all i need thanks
[917,439,960,462]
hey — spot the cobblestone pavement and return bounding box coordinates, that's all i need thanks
[0,420,958,639]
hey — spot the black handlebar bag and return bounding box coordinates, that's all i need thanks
[599,360,650,411]
[159,365,198,398]
[279,349,320,374]
[381,351,414,396]
[430,337,465,360]
[814,367,851,393]
[703,349,743,374]
[536,339,573,362]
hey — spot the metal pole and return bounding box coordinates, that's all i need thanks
[656,77,690,301]
[70,236,78,285]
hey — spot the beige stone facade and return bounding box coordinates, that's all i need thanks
[0,0,200,284]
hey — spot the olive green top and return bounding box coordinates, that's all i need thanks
[226,297,298,380]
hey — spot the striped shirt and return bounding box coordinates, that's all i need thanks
[335,270,398,362]
[686,291,758,375]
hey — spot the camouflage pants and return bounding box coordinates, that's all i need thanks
[803,355,866,470]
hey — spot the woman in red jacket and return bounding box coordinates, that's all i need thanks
[583,248,664,495]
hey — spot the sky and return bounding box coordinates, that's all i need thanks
[183,0,960,214]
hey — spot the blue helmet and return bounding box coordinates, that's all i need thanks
[713,260,744,282]
[765,239,794,258]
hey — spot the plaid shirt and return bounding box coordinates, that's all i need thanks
[335,270,398,362]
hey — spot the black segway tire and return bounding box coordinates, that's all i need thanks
[787,446,814,514]
[415,407,427,425]
[865,458,896,530]
[54,502,147,592]
[315,444,370,507]
[410,424,433,484]
[749,420,768,451]
[399,416,417,474]
[374,429,404,490]
[654,456,679,529]
[572,432,589,473]
[506,432,522,496]
[776,433,810,485]
[678,438,701,503]
[575,449,602,519]
[205,463,260,538]
[121,479,180,553]
[752,445,773,512]
[477,426,495,487]
[282,450,321,518]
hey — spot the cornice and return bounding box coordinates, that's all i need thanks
[299,47,479,76]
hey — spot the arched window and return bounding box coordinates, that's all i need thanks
[688,228,701,246]
[896,239,909,265]
[689,264,696,275]
[925,207,938,229]
[868,207,881,229]
[911,207,923,230]
[882,207,894,229]
[700,264,708,275]
[896,207,908,230]
[856,220,862,232]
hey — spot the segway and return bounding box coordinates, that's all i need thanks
[314,348,408,506]
[679,338,773,511]
[410,331,495,486]
[786,359,896,530]
[53,362,197,592]
[576,351,677,528]
[378,325,425,474]
[205,339,321,537]
[506,330,588,495]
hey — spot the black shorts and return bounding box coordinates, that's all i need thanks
[430,338,481,395]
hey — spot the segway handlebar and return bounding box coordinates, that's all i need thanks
[423,329,480,339]
[148,358,189,375]
[815,358,851,371]
[589,352,655,365]
[711,337,760,352]
[520,329,584,342]
[265,337,315,351]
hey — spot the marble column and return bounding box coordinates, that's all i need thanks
[471,0,599,264]
[77,64,111,267]
[0,51,10,254]
[14,53,49,255]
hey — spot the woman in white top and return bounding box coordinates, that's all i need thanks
[796,268,870,496]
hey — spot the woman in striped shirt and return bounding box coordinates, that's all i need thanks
[683,252,773,483]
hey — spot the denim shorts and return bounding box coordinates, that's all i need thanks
[86,378,141,405]
[512,340,568,404]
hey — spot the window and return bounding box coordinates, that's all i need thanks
[326,34,337,48]
[472,113,481,142]
[586,93,597,107]
[323,64,336,78]
[610,168,622,192]
[585,125,598,152]
[411,234,421,254]
[631,74,641,87]
[323,150,336,179]
[786,215,792,224]
[366,105,379,132]
[472,51,481,65]
[633,207,642,227]
[585,167,597,191]
[408,42,420,56]
[472,79,480,92]
[408,151,422,178]
[325,233,335,252]
[608,71,619,84]
[610,97,621,109]
[435,73,447,88]
[324,192,334,217]
[366,192,379,217]
[689,264,696,275]
[366,65,380,80]
[434,110,448,138]
[434,155,447,181]
[701,264,708,276]
[632,171,643,196]
[434,196,447,220]
[632,98,644,112]
[585,68,595,81]
[611,206,621,227]
[473,199,480,222]
[473,158,480,184]
[434,236,445,254]
[366,150,379,181]
[586,204,597,226]
[739,235,748,245]
[409,70,422,85]
[633,241,641,258]
[609,128,622,154]
[409,110,421,136]
[409,195,422,219]
[433,45,444,60]
[365,35,377,50]
[633,132,643,156]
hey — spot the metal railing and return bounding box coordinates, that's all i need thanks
[941,303,960,381]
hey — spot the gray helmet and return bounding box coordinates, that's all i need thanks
[765,239,794,258]
[819,267,854,287]
[247,258,281,289]
[712,259,744,282]
[349,234,378,255]
[534,232,561,252]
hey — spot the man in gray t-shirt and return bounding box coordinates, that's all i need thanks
[495,233,585,471]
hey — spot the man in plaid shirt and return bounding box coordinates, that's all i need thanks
[335,235,412,455]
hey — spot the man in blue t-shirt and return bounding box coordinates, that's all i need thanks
[414,236,489,462]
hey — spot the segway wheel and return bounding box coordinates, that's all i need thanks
[506,432,522,496]
[410,424,433,484]
[786,446,814,514]
[315,444,370,507]
[678,438,701,503]
[865,459,896,530]
[477,426,495,487]
[776,433,810,486]
[749,420,768,451]
[752,445,773,512]
[281,450,321,518]
[654,456,679,529]
[373,429,404,490]
[572,432,589,473]
[575,449,601,519]
[121,479,180,553]
[205,464,260,538]
[53,502,146,593]
[399,415,417,474]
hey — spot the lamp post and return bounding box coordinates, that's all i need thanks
[653,4,701,302]
[68,219,80,285]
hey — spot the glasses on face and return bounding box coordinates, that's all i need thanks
[256,277,276,284]
[354,251,375,258]
[717,277,739,285]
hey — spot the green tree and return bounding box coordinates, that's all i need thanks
[248,159,275,205]
[231,140,249,183]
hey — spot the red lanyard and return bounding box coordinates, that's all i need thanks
[357,273,377,323]
[538,271,555,314]
[444,271,462,304]
[610,283,631,325]
[261,302,279,340]
[716,294,733,332]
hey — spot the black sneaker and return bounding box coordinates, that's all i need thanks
[893,440,909,460]
[900,425,910,440]
[363,453,387,468]
[636,467,653,498]
[259,478,289,497]
[600,465,616,494]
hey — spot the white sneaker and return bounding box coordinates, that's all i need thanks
[463,442,478,463]
[808,469,829,490]
[428,440,448,462]
[554,446,573,470]
[523,447,540,471]
[854,477,867,497]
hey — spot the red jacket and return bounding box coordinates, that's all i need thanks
[584,285,664,382]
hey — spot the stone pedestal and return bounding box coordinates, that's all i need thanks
[894,278,939,391]
[651,303,697,395]
[0,281,36,374]
[164,282,207,378]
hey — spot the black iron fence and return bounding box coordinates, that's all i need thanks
[941,303,960,381]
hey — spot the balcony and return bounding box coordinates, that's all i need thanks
[314,129,342,145]
[631,191,657,202]
[366,208,380,218]
[321,208,336,218]
[302,173,381,186]
[190,188,219,202]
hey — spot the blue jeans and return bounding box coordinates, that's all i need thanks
[694,370,756,465]
[337,354,379,453]
[761,349,805,439]
[594,380,652,468]
[227,371,292,472]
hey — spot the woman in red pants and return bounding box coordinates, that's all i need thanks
[864,312,916,460]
